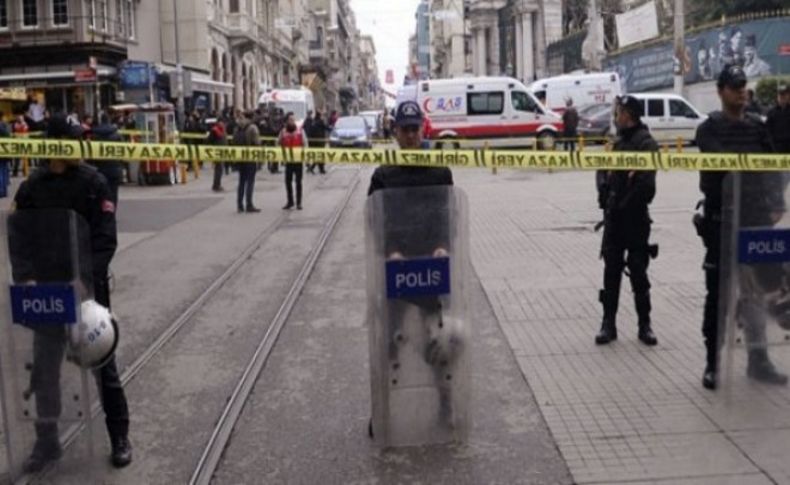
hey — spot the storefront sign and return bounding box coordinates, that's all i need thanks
[74,68,98,83]
[0,87,27,101]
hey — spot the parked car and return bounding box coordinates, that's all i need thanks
[359,110,381,137]
[630,93,706,144]
[328,116,373,149]
[577,103,614,141]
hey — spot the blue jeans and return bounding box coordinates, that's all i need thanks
[0,161,9,198]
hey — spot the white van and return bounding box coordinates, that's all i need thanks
[417,76,563,149]
[530,72,622,114]
[258,87,315,126]
[630,93,706,144]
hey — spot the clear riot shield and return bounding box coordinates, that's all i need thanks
[365,185,470,447]
[719,172,790,406]
[0,209,97,482]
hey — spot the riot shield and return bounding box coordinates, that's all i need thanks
[0,209,97,482]
[719,172,790,400]
[365,185,470,447]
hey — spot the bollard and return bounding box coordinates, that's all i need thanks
[192,158,200,179]
[486,142,496,175]
[676,136,683,153]
[662,143,670,153]
[579,135,585,151]
[22,158,29,177]
[180,163,188,185]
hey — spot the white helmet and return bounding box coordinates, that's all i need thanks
[67,300,119,369]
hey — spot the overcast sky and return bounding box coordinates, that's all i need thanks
[351,0,422,97]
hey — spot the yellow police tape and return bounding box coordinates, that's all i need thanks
[0,137,788,172]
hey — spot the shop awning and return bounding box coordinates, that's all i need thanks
[191,75,234,96]
[0,67,116,87]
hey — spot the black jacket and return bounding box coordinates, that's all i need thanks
[596,123,658,221]
[368,165,454,257]
[696,112,782,222]
[13,164,118,281]
[766,104,790,154]
[89,123,124,181]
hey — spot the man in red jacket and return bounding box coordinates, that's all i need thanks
[278,112,309,210]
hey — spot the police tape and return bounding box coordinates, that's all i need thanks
[0,137,789,172]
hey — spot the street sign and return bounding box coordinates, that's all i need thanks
[386,257,451,299]
[74,68,97,83]
[9,284,78,326]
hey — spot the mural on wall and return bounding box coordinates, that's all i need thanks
[604,17,790,92]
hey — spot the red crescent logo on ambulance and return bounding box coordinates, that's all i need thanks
[271,92,279,101]
[422,97,433,113]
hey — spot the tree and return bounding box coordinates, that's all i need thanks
[686,0,787,26]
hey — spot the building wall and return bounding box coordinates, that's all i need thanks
[160,0,211,72]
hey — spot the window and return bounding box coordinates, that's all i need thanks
[467,92,504,115]
[229,0,239,13]
[647,99,665,117]
[97,0,107,31]
[125,0,134,39]
[115,0,123,36]
[511,91,539,113]
[21,0,38,27]
[669,99,698,118]
[0,0,8,29]
[86,0,95,28]
[52,0,68,25]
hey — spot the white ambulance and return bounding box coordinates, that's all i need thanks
[417,76,563,149]
[530,72,622,114]
[258,87,315,126]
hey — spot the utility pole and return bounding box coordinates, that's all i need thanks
[673,0,684,95]
[172,0,185,128]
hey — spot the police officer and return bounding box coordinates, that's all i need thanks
[766,84,790,154]
[13,115,132,471]
[595,95,659,346]
[696,65,788,390]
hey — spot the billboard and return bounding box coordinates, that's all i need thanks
[605,17,790,93]
[616,1,660,49]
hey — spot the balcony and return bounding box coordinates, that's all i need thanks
[207,2,227,27]
[227,12,259,43]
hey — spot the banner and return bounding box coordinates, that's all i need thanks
[1,137,790,172]
[605,17,790,92]
[616,1,660,49]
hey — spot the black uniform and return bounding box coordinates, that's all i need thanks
[89,122,124,204]
[696,112,786,376]
[13,163,130,452]
[596,122,658,341]
[766,103,790,154]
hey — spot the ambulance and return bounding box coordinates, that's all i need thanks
[258,87,315,126]
[417,77,563,149]
[530,72,622,114]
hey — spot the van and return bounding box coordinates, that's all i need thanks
[630,93,706,144]
[258,87,315,126]
[417,76,563,149]
[530,72,622,114]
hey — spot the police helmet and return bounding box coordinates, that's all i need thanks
[617,95,644,119]
[67,300,119,369]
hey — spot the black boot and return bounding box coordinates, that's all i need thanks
[110,435,133,468]
[702,338,718,390]
[702,365,717,390]
[747,349,788,385]
[635,292,657,346]
[595,289,618,345]
[23,424,62,473]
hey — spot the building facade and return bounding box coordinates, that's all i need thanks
[466,0,562,82]
[429,0,470,78]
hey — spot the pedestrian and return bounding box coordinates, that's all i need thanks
[745,89,763,117]
[329,110,339,129]
[766,84,790,153]
[595,95,659,346]
[0,113,9,198]
[695,64,787,390]
[88,114,124,205]
[234,111,261,213]
[259,112,280,174]
[279,112,308,210]
[306,111,328,174]
[11,114,29,177]
[11,114,132,471]
[562,98,579,151]
[208,118,228,192]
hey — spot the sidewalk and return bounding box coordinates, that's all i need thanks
[457,167,790,485]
